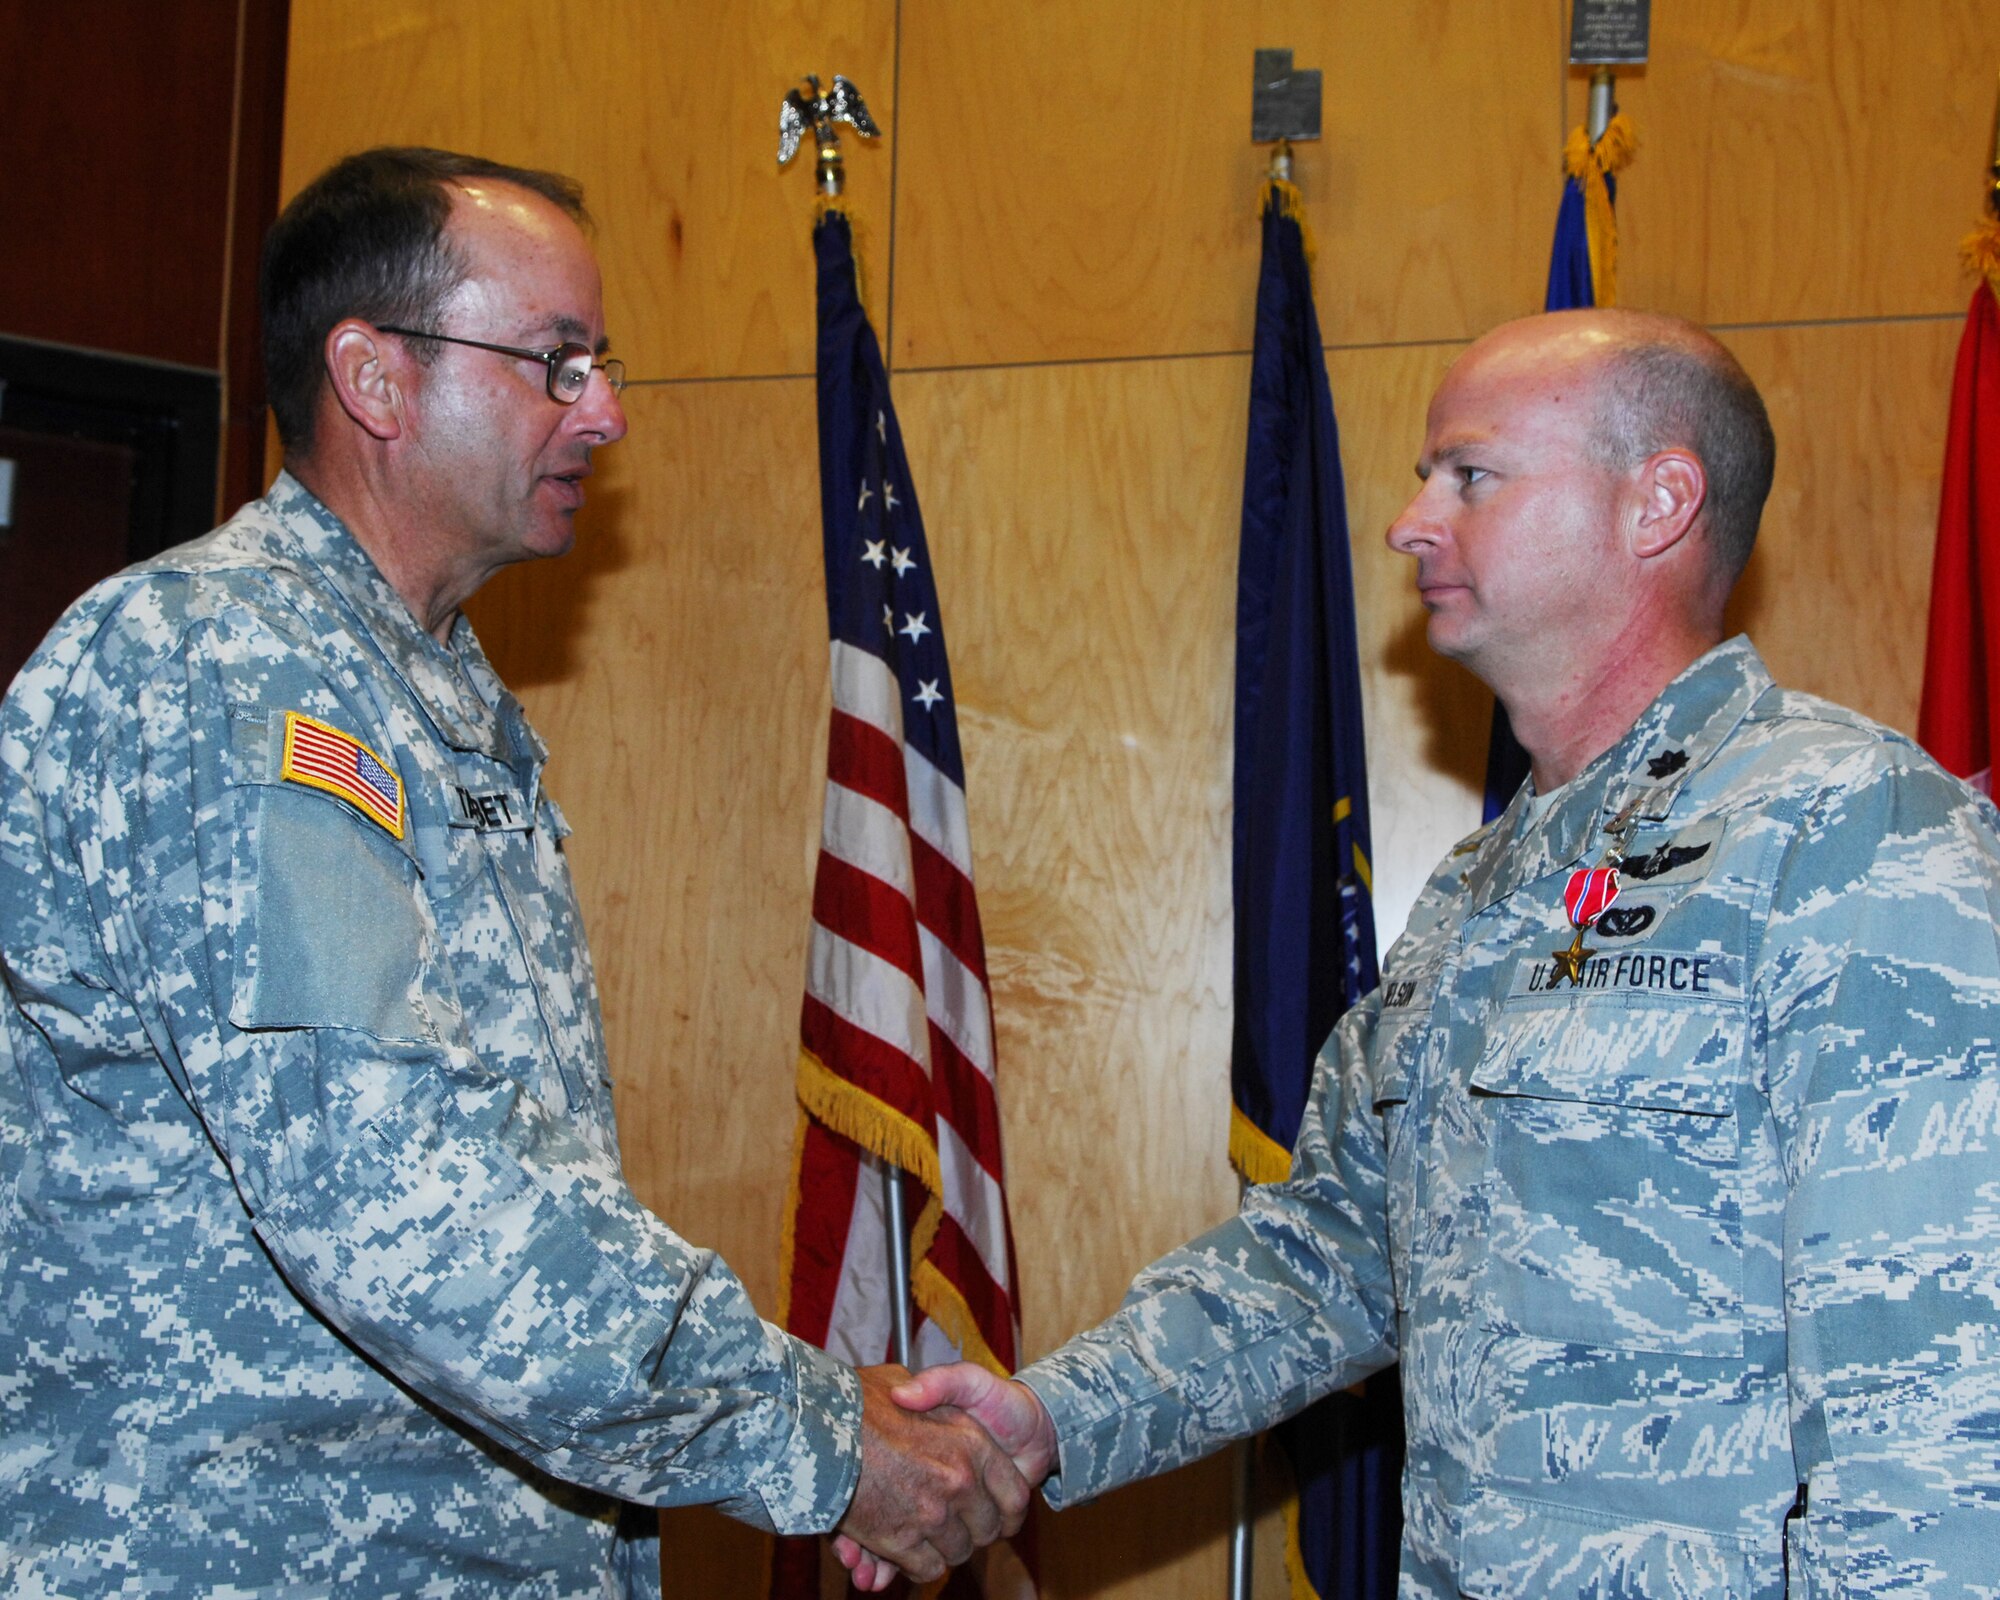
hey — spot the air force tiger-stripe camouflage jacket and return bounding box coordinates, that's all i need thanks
[1021,638,2000,1598]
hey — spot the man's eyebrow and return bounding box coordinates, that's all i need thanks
[538,317,613,358]
[1420,441,1490,478]
[1413,443,1465,481]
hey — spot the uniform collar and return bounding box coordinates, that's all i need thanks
[265,472,543,769]
[1462,636,1771,917]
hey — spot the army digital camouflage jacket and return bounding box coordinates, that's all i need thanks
[0,475,861,1596]
[1021,639,2000,1598]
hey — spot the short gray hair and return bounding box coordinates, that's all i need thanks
[1589,327,1775,583]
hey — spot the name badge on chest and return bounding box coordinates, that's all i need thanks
[1380,959,1443,1016]
[451,783,533,833]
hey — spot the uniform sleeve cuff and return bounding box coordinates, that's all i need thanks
[1014,1358,1105,1512]
[737,1331,865,1535]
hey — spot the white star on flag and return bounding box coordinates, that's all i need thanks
[857,483,874,511]
[876,410,886,443]
[899,612,931,643]
[891,547,916,577]
[913,679,943,710]
[861,539,888,568]
[883,483,900,511]
[883,603,895,633]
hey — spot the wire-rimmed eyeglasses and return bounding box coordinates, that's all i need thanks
[377,325,626,403]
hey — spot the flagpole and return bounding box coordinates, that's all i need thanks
[1234,51,1325,1598]
[1227,1398,1254,1598]
[883,1161,915,1368]
[1586,65,1615,144]
[1989,68,2000,216]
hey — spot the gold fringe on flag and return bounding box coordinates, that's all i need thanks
[1965,212,2000,296]
[795,1049,1016,1373]
[1258,176,1318,266]
[1281,1472,1325,1600]
[1563,112,1637,308]
[913,1254,1010,1377]
[795,1046,943,1191]
[1231,1103,1295,1187]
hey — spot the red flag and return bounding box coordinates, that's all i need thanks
[1919,273,2000,794]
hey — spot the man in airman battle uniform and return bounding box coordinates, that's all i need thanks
[0,147,1023,1596]
[867,310,2000,1596]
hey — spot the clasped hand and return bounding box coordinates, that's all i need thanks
[836,1363,1058,1591]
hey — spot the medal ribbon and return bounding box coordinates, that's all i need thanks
[1564,865,1621,929]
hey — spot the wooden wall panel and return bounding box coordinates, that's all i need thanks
[891,0,1560,368]
[894,356,1244,1355]
[282,0,895,382]
[1601,0,2000,325]
[892,356,1252,1596]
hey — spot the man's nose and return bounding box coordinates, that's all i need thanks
[577,366,628,444]
[1385,483,1439,554]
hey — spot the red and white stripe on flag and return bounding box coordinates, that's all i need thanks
[776,641,1036,1596]
[781,640,1024,1383]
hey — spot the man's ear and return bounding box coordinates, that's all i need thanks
[1630,448,1707,560]
[323,320,407,442]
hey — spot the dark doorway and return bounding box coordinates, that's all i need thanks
[1,335,219,689]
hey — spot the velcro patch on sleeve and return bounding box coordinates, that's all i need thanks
[280,711,406,839]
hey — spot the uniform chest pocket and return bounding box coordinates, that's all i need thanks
[1468,995,1748,1358]
[412,767,535,899]
[1369,1018,1425,1315]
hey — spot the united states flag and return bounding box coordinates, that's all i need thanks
[282,711,404,838]
[770,207,1034,1598]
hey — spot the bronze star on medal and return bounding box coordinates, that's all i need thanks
[1550,929,1593,987]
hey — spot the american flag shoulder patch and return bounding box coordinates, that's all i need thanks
[279,711,406,839]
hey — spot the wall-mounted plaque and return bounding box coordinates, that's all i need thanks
[1570,0,1651,65]
[1252,49,1322,143]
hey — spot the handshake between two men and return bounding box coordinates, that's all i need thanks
[838,1364,1051,1589]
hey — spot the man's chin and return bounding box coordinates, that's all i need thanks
[523,516,578,561]
[1424,615,1478,664]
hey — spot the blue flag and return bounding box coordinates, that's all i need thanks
[1481,165,1619,820]
[1231,180,1397,1600]
[1544,172,1598,313]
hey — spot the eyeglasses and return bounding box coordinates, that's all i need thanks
[377,326,626,403]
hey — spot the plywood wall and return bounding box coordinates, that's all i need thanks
[280,4,2000,1594]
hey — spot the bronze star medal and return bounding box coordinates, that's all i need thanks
[1553,864,1621,988]
[1550,927,1594,986]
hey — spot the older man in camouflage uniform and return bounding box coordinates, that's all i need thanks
[864,311,2000,1596]
[0,147,1024,1596]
